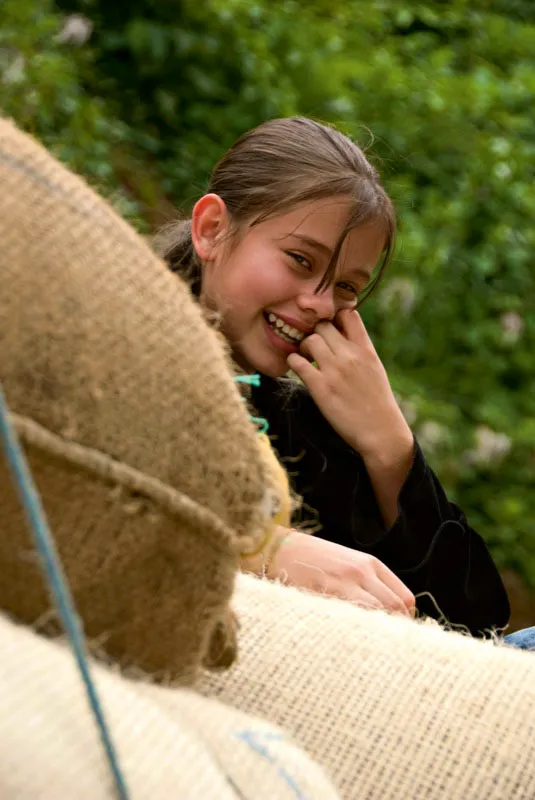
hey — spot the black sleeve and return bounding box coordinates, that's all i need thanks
[369,442,511,637]
[252,378,510,637]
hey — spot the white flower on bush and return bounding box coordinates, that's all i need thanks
[466,425,512,467]
[417,420,448,453]
[378,277,418,315]
[55,14,93,46]
[395,396,417,426]
[2,52,25,85]
[500,311,523,345]
[494,162,512,181]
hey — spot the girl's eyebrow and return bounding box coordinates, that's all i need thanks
[288,233,333,258]
[289,233,372,283]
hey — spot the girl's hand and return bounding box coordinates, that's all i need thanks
[287,309,412,461]
[264,529,415,616]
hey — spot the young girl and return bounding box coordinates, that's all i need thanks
[160,116,510,637]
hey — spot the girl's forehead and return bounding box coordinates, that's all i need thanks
[263,197,355,238]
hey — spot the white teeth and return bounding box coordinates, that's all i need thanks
[266,313,305,343]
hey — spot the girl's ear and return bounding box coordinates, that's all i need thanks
[191,194,230,263]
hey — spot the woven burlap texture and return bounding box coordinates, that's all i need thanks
[200,574,535,800]
[0,611,340,799]
[0,117,269,682]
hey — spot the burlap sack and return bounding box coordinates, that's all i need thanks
[0,117,271,683]
[201,574,535,799]
[0,611,340,799]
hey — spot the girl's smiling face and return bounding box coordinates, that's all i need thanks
[192,194,386,377]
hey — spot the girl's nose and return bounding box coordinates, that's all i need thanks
[295,288,336,322]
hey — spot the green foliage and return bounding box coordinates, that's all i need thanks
[0,0,142,223]
[3,0,535,581]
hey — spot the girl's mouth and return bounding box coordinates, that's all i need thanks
[264,312,306,345]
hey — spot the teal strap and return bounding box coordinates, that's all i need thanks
[234,374,261,387]
[234,374,269,434]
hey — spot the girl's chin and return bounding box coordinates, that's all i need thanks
[257,361,288,379]
[231,344,288,379]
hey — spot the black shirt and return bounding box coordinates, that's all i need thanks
[251,375,510,637]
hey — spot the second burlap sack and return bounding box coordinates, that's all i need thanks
[201,574,535,799]
[0,118,273,683]
[0,611,340,799]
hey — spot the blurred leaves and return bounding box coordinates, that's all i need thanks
[2,0,535,581]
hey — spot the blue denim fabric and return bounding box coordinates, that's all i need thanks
[503,626,535,651]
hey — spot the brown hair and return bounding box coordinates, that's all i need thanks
[158,116,396,304]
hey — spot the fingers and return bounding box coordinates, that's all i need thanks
[376,561,416,615]
[332,586,385,611]
[362,577,415,616]
[336,309,374,349]
[266,532,415,618]
[333,551,415,616]
[296,321,350,373]
[299,331,334,363]
[308,313,377,367]
[296,312,373,370]
[341,553,414,616]
[286,352,321,390]
[312,569,412,616]
[313,321,345,351]
[276,555,385,611]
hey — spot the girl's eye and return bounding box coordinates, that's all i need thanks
[336,281,359,298]
[287,251,313,271]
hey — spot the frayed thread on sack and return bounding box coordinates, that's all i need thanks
[414,591,507,643]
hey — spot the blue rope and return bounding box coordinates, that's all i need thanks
[0,385,129,799]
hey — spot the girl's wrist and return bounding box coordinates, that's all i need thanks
[264,530,294,579]
[240,527,294,578]
[356,413,414,467]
